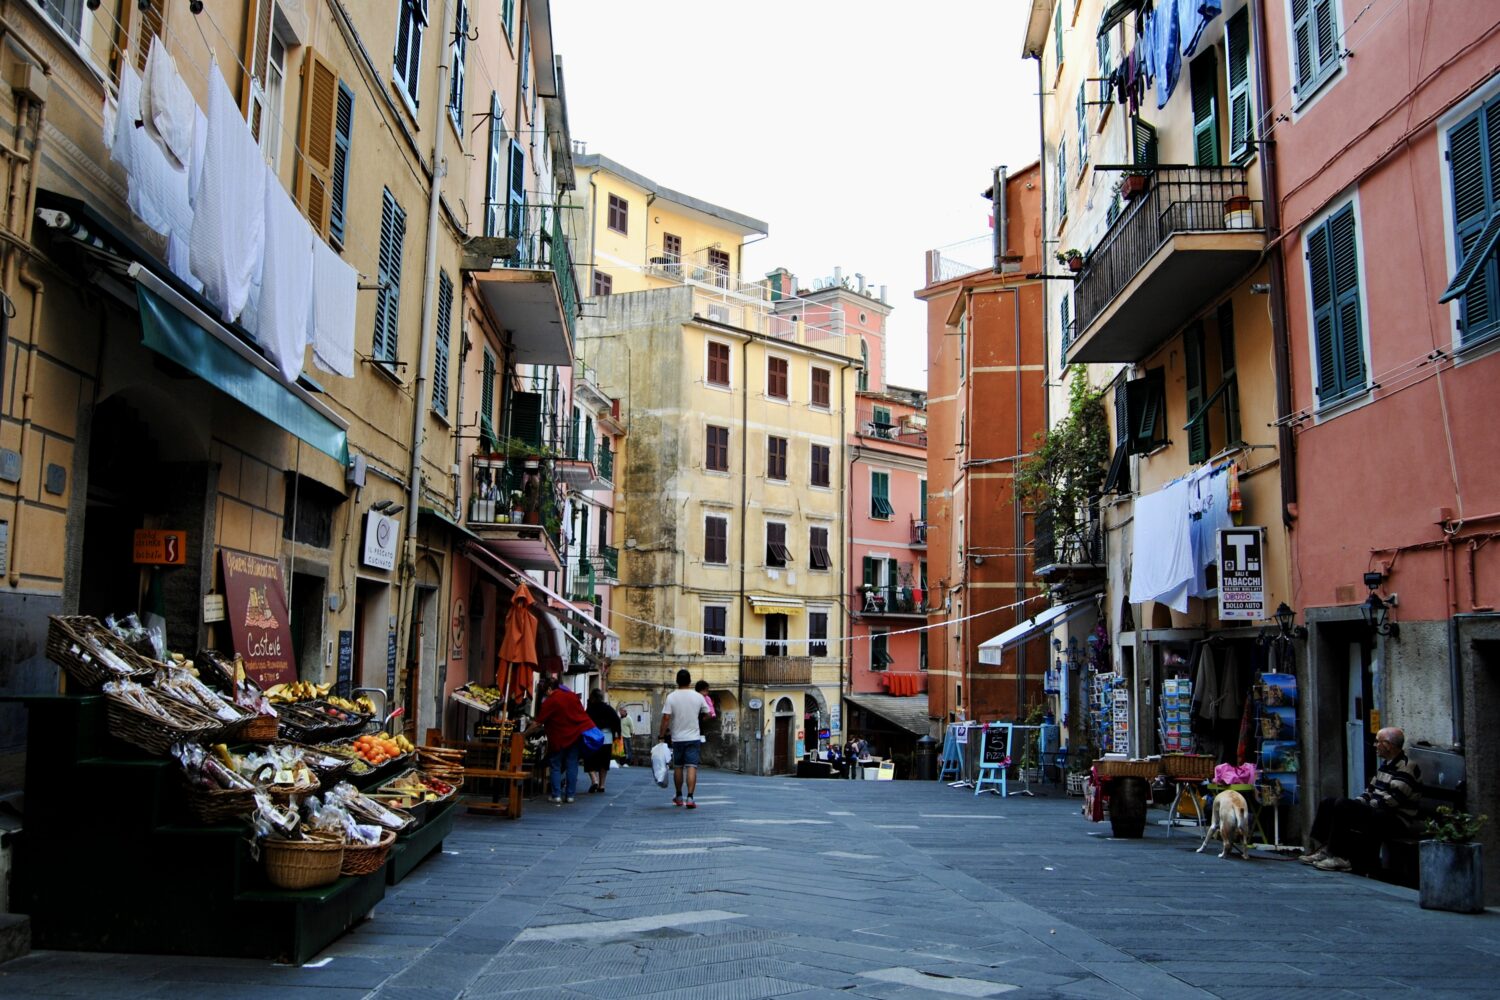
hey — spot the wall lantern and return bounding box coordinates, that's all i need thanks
[1360,592,1400,639]
[1273,602,1307,640]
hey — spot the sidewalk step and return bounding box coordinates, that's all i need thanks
[0,912,30,965]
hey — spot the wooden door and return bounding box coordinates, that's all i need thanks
[774,715,791,773]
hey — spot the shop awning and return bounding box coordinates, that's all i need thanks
[418,505,482,544]
[463,542,619,644]
[132,266,348,464]
[977,597,1096,666]
[843,692,931,736]
[748,596,805,615]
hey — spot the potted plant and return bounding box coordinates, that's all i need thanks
[1055,248,1085,273]
[1420,806,1488,912]
[1120,172,1149,201]
[509,490,524,523]
[1223,194,1254,230]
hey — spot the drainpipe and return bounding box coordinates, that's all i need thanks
[839,364,853,726]
[452,318,471,520]
[993,165,1008,273]
[9,262,41,588]
[1011,287,1026,716]
[737,335,749,771]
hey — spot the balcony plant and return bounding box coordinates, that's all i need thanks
[1420,806,1488,913]
[1054,248,1085,272]
[1017,369,1109,555]
[1120,172,1150,201]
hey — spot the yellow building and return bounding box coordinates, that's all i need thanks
[568,154,860,773]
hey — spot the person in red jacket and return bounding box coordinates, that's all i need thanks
[524,675,594,803]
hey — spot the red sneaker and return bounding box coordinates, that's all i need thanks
[672,796,684,807]
[686,798,697,809]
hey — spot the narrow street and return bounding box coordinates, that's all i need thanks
[2,768,1495,999]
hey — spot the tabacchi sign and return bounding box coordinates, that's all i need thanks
[220,548,298,688]
[1217,527,1266,621]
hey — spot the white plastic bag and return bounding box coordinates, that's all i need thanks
[651,741,672,788]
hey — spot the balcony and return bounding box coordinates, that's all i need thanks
[466,453,564,571]
[593,544,619,583]
[910,518,927,547]
[1032,508,1105,583]
[742,656,813,686]
[1068,166,1264,364]
[856,586,927,618]
[470,203,579,366]
[596,442,614,485]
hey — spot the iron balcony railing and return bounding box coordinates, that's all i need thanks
[1074,166,1261,336]
[911,518,928,546]
[501,201,579,346]
[742,656,812,685]
[467,453,565,552]
[1032,507,1105,574]
[856,586,927,616]
[593,544,619,581]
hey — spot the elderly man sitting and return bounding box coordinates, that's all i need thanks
[1300,726,1422,872]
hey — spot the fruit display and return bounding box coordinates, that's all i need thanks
[350,731,414,766]
[265,680,331,704]
[372,769,457,810]
[326,694,376,715]
[462,684,505,707]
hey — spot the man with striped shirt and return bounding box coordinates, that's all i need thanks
[1301,727,1422,872]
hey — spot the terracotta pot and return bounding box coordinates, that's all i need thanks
[1067,257,1084,273]
[1121,174,1149,199]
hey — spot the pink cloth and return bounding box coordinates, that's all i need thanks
[1214,762,1257,786]
[701,694,716,718]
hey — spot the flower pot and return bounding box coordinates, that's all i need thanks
[524,511,541,525]
[1121,174,1149,200]
[511,509,525,523]
[1420,840,1485,912]
[1224,196,1254,230]
[1067,257,1084,273]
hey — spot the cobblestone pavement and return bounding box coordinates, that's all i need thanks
[3,766,1498,998]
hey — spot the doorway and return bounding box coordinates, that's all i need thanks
[407,585,438,737]
[765,614,788,656]
[1344,641,1374,797]
[354,578,390,692]
[288,571,325,682]
[773,696,795,773]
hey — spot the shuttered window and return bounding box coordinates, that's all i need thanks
[811,367,831,408]
[871,631,892,670]
[810,444,830,488]
[480,349,496,445]
[767,436,787,481]
[1132,115,1158,166]
[136,0,165,72]
[507,140,527,260]
[766,522,791,567]
[1053,0,1064,72]
[484,93,505,236]
[1439,94,1500,346]
[1125,368,1168,454]
[706,425,729,472]
[704,516,728,565]
[501,0,515,40]
[809,527,831,571]
[1056,138,1068,219]
[706,342,730,386]
[1291,0,1340,102]
[607,194,628,234]
[294,49,339,235]
[1077,84,1089,167]
[809,612,829,658]
[870,471,892,519]
[1103,380,1132,494]
[1183,324,1209,463]
[1190,49,1220,167]
[393,0,426,108]
[766,356,789,399]
[1226,7,1254,163]
[1307,203,1367,405]
[1060,292,1073,362]
[702,606,727,655]
[372,189,407,365]
[432,271,452,417]
[329,83,355,247]
[448,0,468,130]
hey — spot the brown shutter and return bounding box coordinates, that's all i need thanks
[240,0,275,122]
[295,49,339,236]
[136,0,166,72]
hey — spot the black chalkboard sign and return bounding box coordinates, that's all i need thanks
[981,728,1009,766]
[336,630,353,698]
[385,630,398,702]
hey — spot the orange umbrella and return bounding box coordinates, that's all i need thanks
[497,582,540,708]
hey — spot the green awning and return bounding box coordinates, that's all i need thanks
[134,279,349,465]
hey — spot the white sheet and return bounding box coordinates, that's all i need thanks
[1128,478,1194,613]
[110,65,197,290]
[190,62,266,323]
[310,238,358,378]
[140,37,195,170]
[255,166,316,383]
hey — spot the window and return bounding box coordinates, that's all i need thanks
[519,18,531,104]
[809,527,831,571]
[502,0,516,40]
[432,271,452,417]
[393,0,426,109]
[329,82,355,246]
[706,341,730,387]
[1226,7,1254,162]
[1097,13,1114,82]
[1440,92,1500,346]
[811,366,831,408]
[1124,367,1168,454]
[1190,49,1220,166]
[872,405,893,439]
[870,471,893,519]
[706,425,729,472]
[1076,84,1088,167]
[766,356,789,400]
[765,614,788,657]
[704,515,728,565]
[663,232,682,262]
[483,93,506,236]
[1183,323,1209,463]
[1060,292,1073,362]
[766,521,791,567]
[766,436,788,481]
[592,270,613,297]
[703,606,727,655]
[506,139,526,260]
[1290,0,1341,103]
[871,631,892,671]
[1053,0,1064,73]
[708,248,731,288]
[293,49,341,238]
[857,339,870,391]
[480,348,496,442]
[607,193,628,234]
[1307,203,1367,405]
[1056,138,1068,218]
[810,444,830,488]
[263,32,287,170]
[808,611,829,658]
[372,189,407,365]
[448,0,468,132]
[35,0,83,43]
[1217,302,1242,446]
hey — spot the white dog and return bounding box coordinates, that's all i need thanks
[1196,789,1252,859]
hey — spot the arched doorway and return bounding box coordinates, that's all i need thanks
[803,689,827,758]
[773,696,795,774]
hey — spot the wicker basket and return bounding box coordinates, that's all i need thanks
[1163,754,1216,780]
[1092,758,1165,779]
[104,688,218,755]
[249,762,322,803]
[47,616,156,690]
[180,779,258,824]
[340,829,396,876]
[262,838,344,889]
[241,714,280,742]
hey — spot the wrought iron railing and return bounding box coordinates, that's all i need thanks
[500,202,579,346]
[466,453,564,553]
[855,586,926,616]
[1074,166,1261,336]
[1032,507,1104,572]
[592,544,619,581]
[911,519,927,546]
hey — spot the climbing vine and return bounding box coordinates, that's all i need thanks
[1016,368,1110,530]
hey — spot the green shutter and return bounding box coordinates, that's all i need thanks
[432,270,451,417]
[511,391,543,447]
[1190,50,1220,166]
[1057,139,1068,218]
[1054,1,1063,70]
[481,350,495,426]
[486,92,504,237]
[920,480,927,522]
[1329,205,1365,393]
[1217,301,1241,445]
[863,556,874,587]
[1131,115,1158,166]
[1184,324,1208,463]
[570,406,580,457]
[329,83,354,246]
[1077,84,1088,165]
[1308,222,1339,402]
[1060,292,1072,357]
[1441,101,1500,342]
[1293,0,1340,97]
[373,189,406,363]
[1291,0,1314,92]
[1226,8,1253,162]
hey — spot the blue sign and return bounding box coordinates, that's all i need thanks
[336,630,353,698]
[386,630,397,704]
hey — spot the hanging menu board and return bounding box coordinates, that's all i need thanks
[219,548,297,689]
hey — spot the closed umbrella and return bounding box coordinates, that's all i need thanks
[497,582,539,714]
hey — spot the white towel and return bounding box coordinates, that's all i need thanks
[188,107,208,208]
[1128,478,1194,613]
[256,166,316,383]
[140,37,195,170]
[190,62,266,323]
[311,238,357,378]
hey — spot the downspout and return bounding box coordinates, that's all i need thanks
[1012,286,1026,715]
[452,317,471,520]
[585,167,600,291]
[737,336,749,771]
[840,366,853,725]
[400,0,457,705]
[9,262,41,589]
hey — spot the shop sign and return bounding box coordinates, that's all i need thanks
[219,548,297,689]
[202,593,226,623]
[1218,527,1266,621]
[830,707,841,734]
[0,521,7,576]
[386,630,398,702]
[336,630,353,699]
[362,512,399,570]
[133,529,187,566]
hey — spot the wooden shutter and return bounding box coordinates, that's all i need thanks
[1131,115,1158,166]
[432,271,452,417]
[329,83,355,246]
[1442,102,1500,339]
[862,556,874,587]
[1312,0,1339,77]
[1226,8,1253,162]
[1290,0,1314,92]
[510,392,543,447]
[373,189,406,363]
[485,93,504,236]
[295,49,339,236]
[1127,368,1165,452]
[481,350,495,429]
[1076,85,1088,165]
[887,558,899,589]
[1329,205,1365,393]
[1218,302,1241,444]
[1184,324,1208,463]
[507,140,527,255]
[448,0,467,125]
[240,0,273,127]
[136,0,165,73]
[1190,50,1220,167]
[1053,1,1063,69]
[1060,292,1072,355]
[1307,221,1339,402]
[1104,382,1131,493]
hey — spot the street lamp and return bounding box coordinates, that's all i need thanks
[1273,602,1306,639]
[1360,591,1399,638]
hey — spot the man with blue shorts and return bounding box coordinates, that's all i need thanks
[659,668,709,809]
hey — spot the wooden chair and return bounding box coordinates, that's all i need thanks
[425,727,529,819]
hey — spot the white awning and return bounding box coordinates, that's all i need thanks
[977,598,1096,665]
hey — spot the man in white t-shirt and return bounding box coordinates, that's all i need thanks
[659,668,709,808]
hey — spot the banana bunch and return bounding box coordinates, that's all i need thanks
[326,694,376,715]
[467,684,504,705]
[264,680,331,704]
[372,730,416,754]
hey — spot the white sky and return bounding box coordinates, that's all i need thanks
[549,1,1039,390]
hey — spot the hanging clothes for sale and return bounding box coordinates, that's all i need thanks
[190,62,266,324]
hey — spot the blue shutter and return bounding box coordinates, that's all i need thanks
[1226,8,1253,162]
[1309,205,1365,403]
[1441,99,1500,342]
[373,189,406,364]
[329,82,354,247]
[432,271,452,416]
